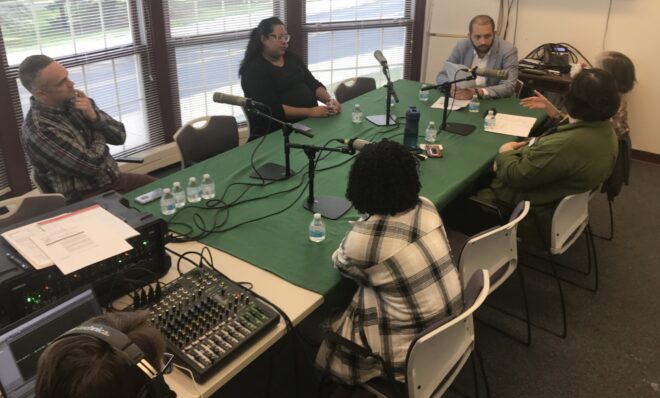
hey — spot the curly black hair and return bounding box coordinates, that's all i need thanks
[565,68,620,122]
[346,140,421,215]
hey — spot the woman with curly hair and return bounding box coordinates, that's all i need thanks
[316,140,463,387]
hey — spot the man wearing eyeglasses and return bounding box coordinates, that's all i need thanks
[18,54,156,203]
[239,17,341,140]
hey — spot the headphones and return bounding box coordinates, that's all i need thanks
[54,322,177,398]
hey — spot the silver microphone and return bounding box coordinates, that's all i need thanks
[469,67,509,79]
[212,92,263,107]
[373,50,388,65]
[343,138,372,152]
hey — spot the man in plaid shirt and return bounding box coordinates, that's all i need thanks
[316,140,463,386]
[19,55,155,203]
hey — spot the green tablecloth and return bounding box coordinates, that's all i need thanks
[127,80,544,296]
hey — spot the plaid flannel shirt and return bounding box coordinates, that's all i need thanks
[316,197,463,385]
[21,97,126,202]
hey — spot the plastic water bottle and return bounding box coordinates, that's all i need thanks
[389,93,396,107]
[484,110,496,130]
[186,176,201,203]
[201,173,215,199]
[418,89,429,102]
[468,94,480,113]
[352,104,363,124]
[160,188,176,215]
[308,213,326,242]
[172,181,185,208]
[425,121,438,143]
[403,106,420,149]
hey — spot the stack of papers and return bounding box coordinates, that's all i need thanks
[2,205,139,275]
[431,97,470,110]
[485,113,537,137]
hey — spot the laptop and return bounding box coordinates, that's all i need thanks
[0,288,102,398]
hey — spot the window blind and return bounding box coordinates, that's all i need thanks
[166,0,285,125]
[1,0,166,159]
[303,0,415,94]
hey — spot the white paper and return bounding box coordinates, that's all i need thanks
[30,205,138,275]
[443,61,476,89]
[2,225,54,269]
[484,113,537,137]
[431,96,470,110]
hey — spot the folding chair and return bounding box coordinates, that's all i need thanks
[334,77,377,103]
[0,193,67,229]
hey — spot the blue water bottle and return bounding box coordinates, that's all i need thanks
[403,106,420,149]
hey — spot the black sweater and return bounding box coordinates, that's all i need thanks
[241,53,324,139]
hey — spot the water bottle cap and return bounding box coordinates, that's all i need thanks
[313,213,322,219]
[163,188,171,193]
[488,110,494,115]
[189,176,196,182]
[429,121,435,126]
[473,94,478,99]
[203,173,210,178]
[173,181,180,187]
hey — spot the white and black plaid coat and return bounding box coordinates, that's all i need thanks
[316,197,463,385]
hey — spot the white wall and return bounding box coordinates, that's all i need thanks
[421,0,659,155]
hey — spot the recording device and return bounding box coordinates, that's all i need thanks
[138,266,280,381]
[0,288,102,398]
[212,92,265,108]
[466,66,510,79]
[135,188,163,205]
[54,322,176,398]
[0,192,170,324]
[373,50,388,65]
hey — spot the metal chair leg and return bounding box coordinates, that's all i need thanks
[478,268,531,346]
[522,228,598,293]
[593,199,614,241]
[475,345,491,398]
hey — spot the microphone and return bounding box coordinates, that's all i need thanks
[374,50,388,66]
[212,92,263,107]
[468,66,509,79]
[342,138,372,152]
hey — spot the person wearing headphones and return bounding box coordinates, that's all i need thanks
[35,311,176,398]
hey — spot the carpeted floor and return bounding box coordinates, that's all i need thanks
[460,159,660,397]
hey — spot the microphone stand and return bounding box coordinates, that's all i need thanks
[367,62,399,126]
[245,105,313,181]
[427,75,478,136]
[286,143,353,220]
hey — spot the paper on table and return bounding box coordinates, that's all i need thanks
[443,61,476,89]
[484,113,537,137]
[431,96,470,110]
[2,225,55,269]
[30,205,139,275]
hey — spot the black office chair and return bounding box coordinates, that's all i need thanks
[334,77,377,103]
[174,115,239,168]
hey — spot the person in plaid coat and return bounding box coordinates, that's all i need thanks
[316,140,463,386]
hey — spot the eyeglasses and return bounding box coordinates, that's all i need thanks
[268,34,291,43]
[162,352,174,374]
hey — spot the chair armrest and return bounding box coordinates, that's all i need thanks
[115,156,144,164]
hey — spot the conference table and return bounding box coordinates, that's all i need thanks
[126,79,545,396]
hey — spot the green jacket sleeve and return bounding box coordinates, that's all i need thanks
[494,136,569,190]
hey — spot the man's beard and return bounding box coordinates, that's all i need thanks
[472,42,492,56]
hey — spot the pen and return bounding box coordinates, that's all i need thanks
[6,252,30,270]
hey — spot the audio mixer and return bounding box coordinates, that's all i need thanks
[142,266,279,380]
